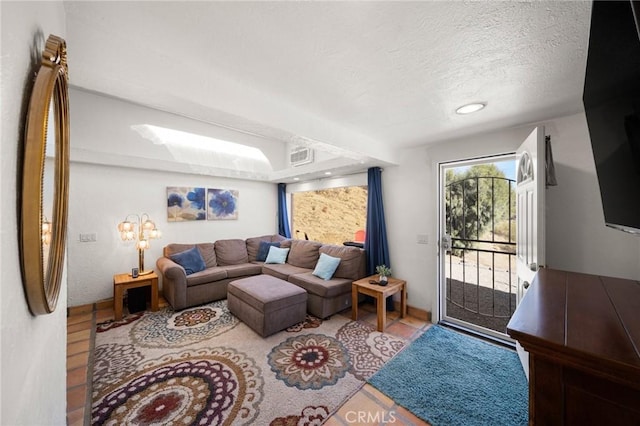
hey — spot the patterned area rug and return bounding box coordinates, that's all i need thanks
[91,300,406,425]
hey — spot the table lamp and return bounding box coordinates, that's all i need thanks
[117,213,161,276]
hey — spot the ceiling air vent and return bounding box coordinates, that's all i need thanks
[289,146,314,167]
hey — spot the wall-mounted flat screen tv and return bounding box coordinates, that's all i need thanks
[583,0,640,234]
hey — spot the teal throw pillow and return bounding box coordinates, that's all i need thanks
[169,246,206,275]
[264,246,290,264]
[256,241,281,262]
[312,253,341,280]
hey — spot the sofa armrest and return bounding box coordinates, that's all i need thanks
[156,256,188,309]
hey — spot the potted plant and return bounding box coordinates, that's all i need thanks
[375,264,391,286]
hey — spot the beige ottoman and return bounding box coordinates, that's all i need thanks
[227,275,307,337]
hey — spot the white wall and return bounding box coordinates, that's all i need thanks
[385,112,640,316]
[1,2,68,424]
[544,113,640,279]
[67,93,279,306]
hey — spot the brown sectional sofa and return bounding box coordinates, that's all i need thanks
[156,234,366,318]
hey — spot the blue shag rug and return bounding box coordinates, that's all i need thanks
[367,325,528,426]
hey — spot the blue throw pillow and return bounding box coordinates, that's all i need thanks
[256,241,281,262]
[169,246,206,275]
[264,246,290,264]
[312,253,341,280]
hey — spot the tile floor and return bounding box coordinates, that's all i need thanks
[66,298,431,426]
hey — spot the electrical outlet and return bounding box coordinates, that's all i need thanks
[79,233,97,242]
[417,234,429,244]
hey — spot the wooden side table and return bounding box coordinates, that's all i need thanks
[113,271,159,320]
[352,275,407,332]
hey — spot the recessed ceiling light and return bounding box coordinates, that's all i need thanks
[455,102,487,115]
[325,171,332,175]
[293,177,300,181]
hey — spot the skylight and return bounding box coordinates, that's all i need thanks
[131,124,273,175]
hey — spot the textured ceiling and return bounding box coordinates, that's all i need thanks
[64,1,592,179]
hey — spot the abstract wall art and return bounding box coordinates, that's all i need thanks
[207,188,239,220]
[166,187,207,221]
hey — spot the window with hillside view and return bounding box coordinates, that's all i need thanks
[291,186,367,245]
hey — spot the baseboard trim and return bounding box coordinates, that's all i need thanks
[392,300,431,322]
[409,305,431,322]
[67,298,113,317]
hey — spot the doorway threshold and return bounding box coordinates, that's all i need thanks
[438,320,516,350]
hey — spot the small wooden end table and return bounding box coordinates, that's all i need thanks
[352,275,407,332]
[113,271,159,320]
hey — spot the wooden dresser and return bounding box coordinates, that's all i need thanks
[507,268,640,425]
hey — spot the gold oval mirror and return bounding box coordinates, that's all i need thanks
[21,35,70,315]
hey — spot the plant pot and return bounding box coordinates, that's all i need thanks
[379,275,388,286]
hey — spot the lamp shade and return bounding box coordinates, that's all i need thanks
[122,231,135,241]
[117,220,134,232]
[41,219,52,245]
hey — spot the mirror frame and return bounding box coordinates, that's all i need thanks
[21,35,70,315]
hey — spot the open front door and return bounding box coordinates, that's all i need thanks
[514,126,546,379]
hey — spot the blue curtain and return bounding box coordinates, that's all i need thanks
[365,167,390,275]
[277,183,292,238]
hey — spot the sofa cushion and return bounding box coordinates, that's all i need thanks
[215,239,249,266]
[256,241,281,262]
[287,239,322,269]
[164,243,217,269]
[265,247,290,264]
[246,234,287,262]
[222,263,263,278]
[169,246,206,275]
[262,263,311,281]
[319,244,365,280]
[288,272,353,298]
[185,266,228,287]
[312,253,341,280]
[279,239,292,249]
